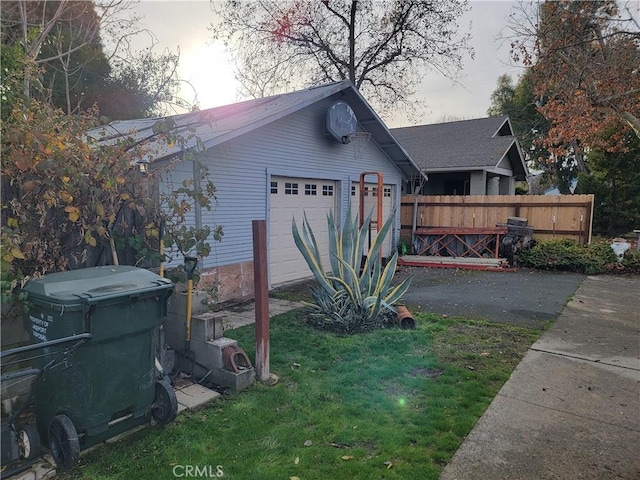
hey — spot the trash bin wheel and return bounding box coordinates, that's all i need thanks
[17,424,41,461]
[152,379,178,426]
[48,414,80,471]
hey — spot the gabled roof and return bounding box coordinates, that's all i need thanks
[88,81,424,180]
[389,116,528,179]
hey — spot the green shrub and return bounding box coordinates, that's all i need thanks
[621,249,640,274]
[519,238,617,274]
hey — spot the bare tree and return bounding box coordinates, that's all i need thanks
[210,0,473,115]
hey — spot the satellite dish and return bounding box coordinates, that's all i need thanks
[326,101,357,144]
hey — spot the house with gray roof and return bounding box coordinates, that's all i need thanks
[89,81,424,301]
[390,116,528,195]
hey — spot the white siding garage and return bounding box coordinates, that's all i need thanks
[269,176,338,285]
[96,81,425,302]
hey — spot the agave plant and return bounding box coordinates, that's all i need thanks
[292,208,412,333]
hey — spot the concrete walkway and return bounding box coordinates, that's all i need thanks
[441,275,640,480]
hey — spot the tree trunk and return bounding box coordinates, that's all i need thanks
[348,0,357,85]
[620,111,640,141]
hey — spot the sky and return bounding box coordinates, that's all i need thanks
[128,0,526,128]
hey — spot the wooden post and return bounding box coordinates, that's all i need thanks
[252,220,270,382]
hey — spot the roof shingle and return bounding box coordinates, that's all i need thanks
[390,116,520,171]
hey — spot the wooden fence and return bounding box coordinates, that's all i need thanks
[400,194,594,245]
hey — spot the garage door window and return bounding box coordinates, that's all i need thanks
[305,184,317,196]
[270,181,278,194]
[285,182,298,194]
[322,185,334,196]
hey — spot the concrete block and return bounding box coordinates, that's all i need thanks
[168,290,211,316]
[170,337,238,383]
[207,337,238,369]
[190,313,223,342]
[160,333,253,393]
[216,367,255,393]
[164,309,223,357]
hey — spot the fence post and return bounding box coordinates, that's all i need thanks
[252,220,270,382]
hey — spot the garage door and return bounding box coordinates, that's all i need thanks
[350,182,394,258]
[269,176,337,285]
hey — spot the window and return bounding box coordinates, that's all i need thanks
[322,185,334,196]
[351,185,356,196]
[383,187,392,198]
[270,181,278,194]
[371,187,378,197]
[305,184,317,196]
[285,182,298,195]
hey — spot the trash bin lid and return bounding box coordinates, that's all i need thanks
[23,266,173,304]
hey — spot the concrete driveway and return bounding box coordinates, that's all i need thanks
[440,274,640,480]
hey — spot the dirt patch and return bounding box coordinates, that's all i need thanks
[270,279,316,303]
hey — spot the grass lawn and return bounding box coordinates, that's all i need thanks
[61,310,541,480]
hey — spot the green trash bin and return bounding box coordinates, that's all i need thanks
[22,266,176,471]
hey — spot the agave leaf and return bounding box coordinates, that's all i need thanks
[361,210,394,275]
[328,260,361,303]
[374,252,399,297]
[341,209,357,269]
[354,210,372,268]
[362,294,383,320]
[383,276,413,306]
[327,210,341,277]
[302,212,323,270]
[363,249,382,297]
[292,216,336,295]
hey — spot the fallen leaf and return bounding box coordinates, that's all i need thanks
[294,456,299,465]
[480,352,490,357]
[303,440,313,447]
[467,365,475,370]
[384,461,393,469]
[341,455,353,461]
[290,477,300,480]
